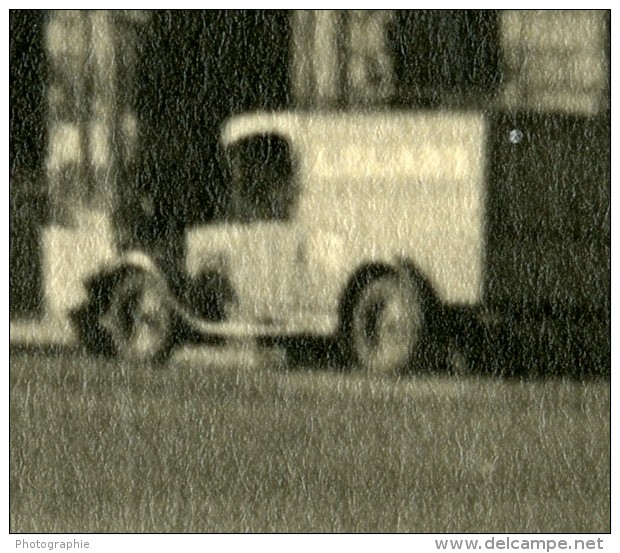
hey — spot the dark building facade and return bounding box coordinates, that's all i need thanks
[10,10,47,317]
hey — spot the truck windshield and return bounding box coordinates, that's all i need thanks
[225,134,297,222]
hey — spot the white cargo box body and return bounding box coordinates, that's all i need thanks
[186,111,487,335]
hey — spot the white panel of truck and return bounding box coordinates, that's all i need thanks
[188,111,486,334]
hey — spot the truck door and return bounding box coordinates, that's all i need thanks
[224,134,303,328]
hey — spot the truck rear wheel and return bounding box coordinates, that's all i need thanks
[101,270,173,363]
[345,274,425,376]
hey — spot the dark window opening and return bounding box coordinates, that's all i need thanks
[226,135,297,222]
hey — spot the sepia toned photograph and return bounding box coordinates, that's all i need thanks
[9,9,610,535]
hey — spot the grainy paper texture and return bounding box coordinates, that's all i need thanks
[10,10,610,534]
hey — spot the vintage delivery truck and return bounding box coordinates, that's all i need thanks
[72,109,610,375]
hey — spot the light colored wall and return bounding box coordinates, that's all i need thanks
[40,10,144,324]
[500,10,608,114]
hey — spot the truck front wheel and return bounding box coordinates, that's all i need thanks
[101,270,173,363]
[345,274,425,376]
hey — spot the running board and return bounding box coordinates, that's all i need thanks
[177,308,336,338]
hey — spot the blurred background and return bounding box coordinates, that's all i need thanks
[9,13,611,534]
[9,10,610,365]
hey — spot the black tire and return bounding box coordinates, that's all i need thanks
[344,274,425,376]
[70,302,116,357]
[101,270,173,362]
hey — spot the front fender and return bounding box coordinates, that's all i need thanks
[117,250,166,278]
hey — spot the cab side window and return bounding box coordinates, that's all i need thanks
[227,135,297,222]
